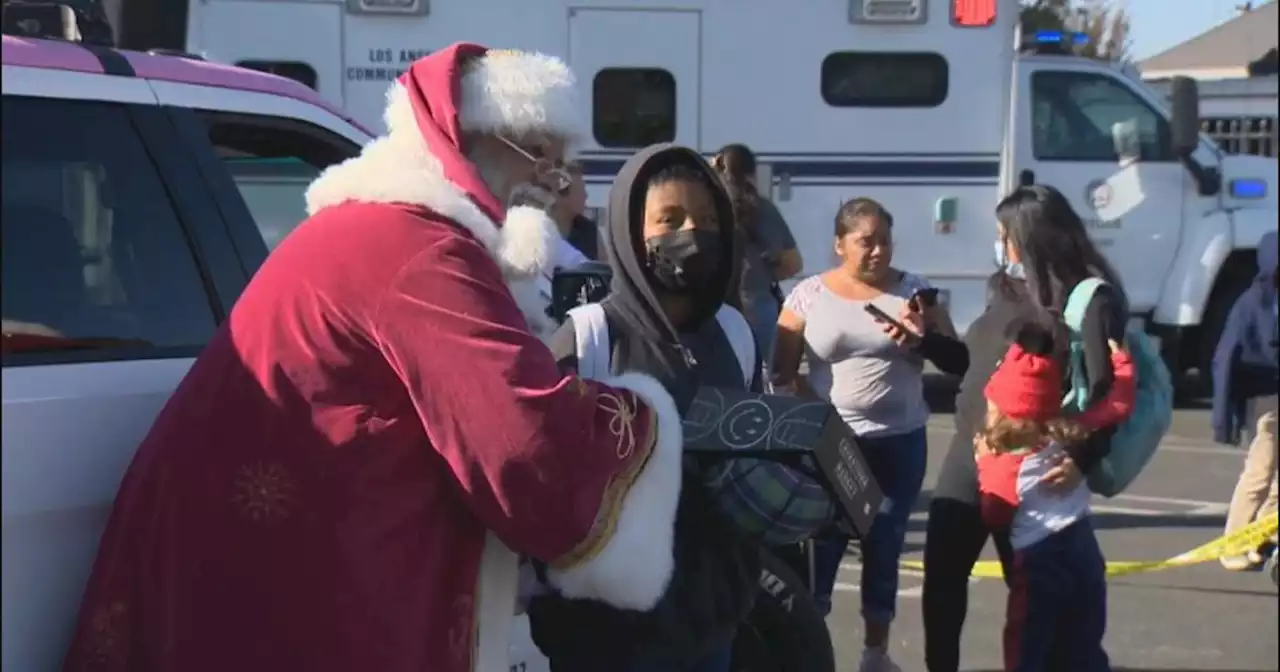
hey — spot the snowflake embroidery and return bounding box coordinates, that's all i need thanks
[231,461,297,524]
[84,601,129,666]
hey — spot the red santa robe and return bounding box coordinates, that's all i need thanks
[62,44,684,672]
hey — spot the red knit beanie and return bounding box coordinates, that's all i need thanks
[984,322,1062,423]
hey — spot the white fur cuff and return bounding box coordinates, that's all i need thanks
[546,372,684,611]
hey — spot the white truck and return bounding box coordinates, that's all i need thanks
[177,0,1278,384]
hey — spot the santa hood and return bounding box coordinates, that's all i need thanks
[304,43,581,336]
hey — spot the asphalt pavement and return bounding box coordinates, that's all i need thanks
[825,391,1279,672]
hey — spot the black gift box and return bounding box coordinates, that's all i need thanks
[682,387,884,538]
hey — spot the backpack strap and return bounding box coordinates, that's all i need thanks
[567,303,611,380]
[1063,277,1108,334]
[715,305,757,388]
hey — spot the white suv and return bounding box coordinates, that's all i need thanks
[1,28,366,669]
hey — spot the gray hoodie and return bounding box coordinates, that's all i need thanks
[1212,230,1279,444]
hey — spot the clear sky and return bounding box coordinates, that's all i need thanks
[1126,0,1254,61]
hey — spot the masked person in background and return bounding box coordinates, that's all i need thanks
[63,44,687,672]
[529,144,760,672]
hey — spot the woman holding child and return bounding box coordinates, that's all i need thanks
[922,184,1132,672]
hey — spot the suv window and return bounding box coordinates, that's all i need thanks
[197,112,359,250]
[592,68,676,148]
[1,96,218,363]
[1031,71,1174,162]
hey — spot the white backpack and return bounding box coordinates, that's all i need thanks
[566,303,757,386]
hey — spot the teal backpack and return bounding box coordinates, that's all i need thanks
[1062,278,1174,497]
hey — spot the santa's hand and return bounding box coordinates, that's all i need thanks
[508,182,558,211]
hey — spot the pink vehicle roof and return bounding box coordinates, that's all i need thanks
[2,35,370,134]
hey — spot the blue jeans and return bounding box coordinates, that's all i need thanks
[811,427,928,623]
[746,291,780,380]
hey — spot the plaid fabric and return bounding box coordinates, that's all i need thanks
[703,456,835,545]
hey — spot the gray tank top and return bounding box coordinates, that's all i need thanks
[783,272,931,438]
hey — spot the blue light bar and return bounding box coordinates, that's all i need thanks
[1229,178,1268,200]
[1032,30,1089,46]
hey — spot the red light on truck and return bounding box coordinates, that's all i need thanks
[953,0,996,27]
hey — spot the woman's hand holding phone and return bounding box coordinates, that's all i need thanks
[867,303,923,348]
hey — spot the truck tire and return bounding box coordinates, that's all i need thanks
[1194,260,1258,394]
[732,548,836,672]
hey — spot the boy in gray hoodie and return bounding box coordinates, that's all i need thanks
[1212,230,1278,570]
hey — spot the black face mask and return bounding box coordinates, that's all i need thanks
[645,229,722,292]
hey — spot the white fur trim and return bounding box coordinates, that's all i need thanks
[458,50,581,141]
[304,83,558,336]
[546,372,684,611]
[499,206,560,279]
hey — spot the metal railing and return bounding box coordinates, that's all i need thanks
[1202,116,1278,158]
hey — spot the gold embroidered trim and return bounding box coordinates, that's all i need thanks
[596,391,638,460]
[550,391,660,570]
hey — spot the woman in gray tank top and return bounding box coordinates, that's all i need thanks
[773,198,966,672]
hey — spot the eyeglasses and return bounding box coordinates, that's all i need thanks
[496,136,573,194]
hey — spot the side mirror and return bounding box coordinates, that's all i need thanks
[1168,76,1201,157]
[550,262,612,325]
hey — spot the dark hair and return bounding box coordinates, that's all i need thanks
[712,144,762,245]
[994,184,1125,320]
[1011,320,1056,355]
[834,197,894,237]
[631,162,713,228]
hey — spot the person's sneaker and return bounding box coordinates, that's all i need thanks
[1220,551,1264,571]
[858,647,902,672]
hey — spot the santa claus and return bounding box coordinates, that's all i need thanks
[62,44,683,672]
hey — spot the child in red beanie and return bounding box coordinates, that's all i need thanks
[977,321,1136,672]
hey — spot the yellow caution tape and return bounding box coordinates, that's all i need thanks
[900,512,1278,579]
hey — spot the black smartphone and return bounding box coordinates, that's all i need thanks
[910,288,940,310]
[864,303,911,333]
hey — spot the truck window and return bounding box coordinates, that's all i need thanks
[1030,71,1174,162]
[1,97,219,364]
[592,67,676,148]
[196,112,360,250]
[820,52,948,108]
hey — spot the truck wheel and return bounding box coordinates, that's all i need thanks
[1194,261,1257,395]
[732,548,836,672]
